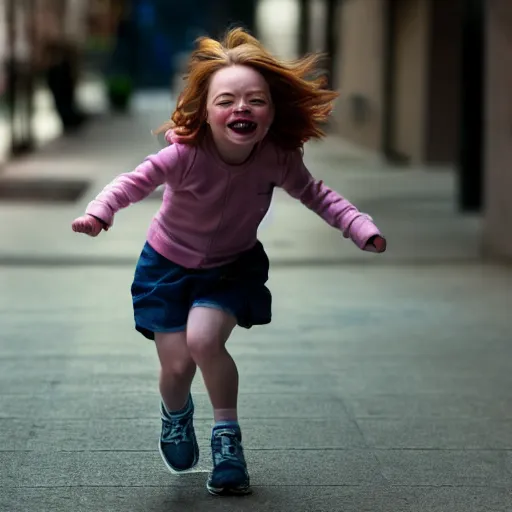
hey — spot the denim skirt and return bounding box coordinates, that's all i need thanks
[130,241,272,340]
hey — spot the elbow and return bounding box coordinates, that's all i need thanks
[298,179,330,209]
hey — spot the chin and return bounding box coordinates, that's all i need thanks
[229,131,266,145]
[226,135,258,147]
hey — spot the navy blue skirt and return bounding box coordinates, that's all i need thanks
[131,241,272,340]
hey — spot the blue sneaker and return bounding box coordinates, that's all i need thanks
[158,395,199,473]
[206,423,251,496]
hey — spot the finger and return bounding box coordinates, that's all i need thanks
[72,220,83,232]
[88,225,100,237]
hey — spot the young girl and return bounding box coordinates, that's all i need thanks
[71,27,386,496]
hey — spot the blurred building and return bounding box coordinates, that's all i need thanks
[480,0,511,260]
[334,1,457,166]
[0,0,509,260]
[312,0,509,259]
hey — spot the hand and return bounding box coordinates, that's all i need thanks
[71,214,107,237]
[365,235,387,253]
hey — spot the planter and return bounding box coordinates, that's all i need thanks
[106,76,133,112]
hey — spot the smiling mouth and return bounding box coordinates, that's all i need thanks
[227,121,258,135]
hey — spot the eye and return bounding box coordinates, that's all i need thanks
[217,101,233,107]
[251,99,266,105]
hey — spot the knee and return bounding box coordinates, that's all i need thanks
[161,357,196,381]
[187,330,223,363]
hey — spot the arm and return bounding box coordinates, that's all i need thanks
[279,149,385,251]
[84,143,183,227]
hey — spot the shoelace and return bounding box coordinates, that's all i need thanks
[162,416,191,444]
[212,430,243,464]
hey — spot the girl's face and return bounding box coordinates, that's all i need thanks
[206,65,274,164]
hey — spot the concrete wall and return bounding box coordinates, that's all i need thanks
[388,0,430,164]
[333,0,386,152]
[424,0,462,164]
[334,0,462,166]
[483,0,512,259]
[308,0,327,53]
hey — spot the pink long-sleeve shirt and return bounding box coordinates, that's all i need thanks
[85,134,382,268]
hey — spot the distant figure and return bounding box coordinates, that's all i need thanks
[71,28,387,496]
[31,0,87,131]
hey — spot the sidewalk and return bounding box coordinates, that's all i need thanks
[1,98,511,512]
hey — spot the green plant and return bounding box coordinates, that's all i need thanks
[106,74,133,111]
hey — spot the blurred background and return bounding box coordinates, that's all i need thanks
[1,2,512,510]
[0,0,508,253]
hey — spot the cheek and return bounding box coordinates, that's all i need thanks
[258,113,274,130]
[258,108,274,129]
[207,108,230,129]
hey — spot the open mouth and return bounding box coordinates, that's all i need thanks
[227,121,258,135]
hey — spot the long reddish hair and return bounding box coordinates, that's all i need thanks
[155,28,339,150]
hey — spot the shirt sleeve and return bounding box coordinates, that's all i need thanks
[85,143,184,227]
[278,148,382,250]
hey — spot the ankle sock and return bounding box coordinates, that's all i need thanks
[213,420,240,433]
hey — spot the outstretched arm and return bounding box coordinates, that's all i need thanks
[72,144,184,235]
[279,149,386,252]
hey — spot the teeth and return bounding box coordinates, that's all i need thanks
[230,121,255,129]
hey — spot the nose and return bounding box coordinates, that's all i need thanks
[234,100,250,112]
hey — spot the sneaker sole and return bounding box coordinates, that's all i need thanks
[158,441,200,475]
[206,481,252,496]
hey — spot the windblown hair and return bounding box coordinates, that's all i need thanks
[155,28,339,150]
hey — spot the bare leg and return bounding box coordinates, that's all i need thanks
[186,307,238,422]
[155,331,196,412]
